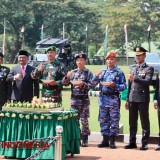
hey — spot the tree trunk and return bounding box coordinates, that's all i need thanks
[9,37,23,63]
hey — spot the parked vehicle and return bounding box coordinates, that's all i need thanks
[28,37,75,71]
[92,55,105,65]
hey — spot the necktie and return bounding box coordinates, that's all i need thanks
[22,66,25,77]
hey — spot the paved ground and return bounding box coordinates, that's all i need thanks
[65,142,160,160]
[1,142,160,160]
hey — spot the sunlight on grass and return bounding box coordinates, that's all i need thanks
[5,64,159,135]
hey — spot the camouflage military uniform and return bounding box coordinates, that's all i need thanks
[63,68,94,136]
[0,66,11,110]
[92,66,126,136]
[31,60,66,104]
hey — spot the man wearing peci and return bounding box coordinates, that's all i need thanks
[7,50,39,102]
[125,46,154,150]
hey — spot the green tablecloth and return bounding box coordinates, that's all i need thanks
[0,110,80,159]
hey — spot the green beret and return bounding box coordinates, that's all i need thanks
[46,46,57,52]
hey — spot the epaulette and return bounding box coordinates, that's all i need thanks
[146,64,151,67]
[72,68,78,72]
[132,64,137,67]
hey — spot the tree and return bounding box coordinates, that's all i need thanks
[0,0,36,62]
[99,0,160,53]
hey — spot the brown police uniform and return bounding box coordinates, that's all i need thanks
[126,46,154,150]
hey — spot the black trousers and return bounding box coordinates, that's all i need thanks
[129,102,150,145]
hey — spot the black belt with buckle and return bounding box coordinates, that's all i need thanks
[71,94,88,99]
[101,92,119,96]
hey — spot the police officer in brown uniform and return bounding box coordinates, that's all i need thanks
[0,52,11,110]
[124,46,154,150]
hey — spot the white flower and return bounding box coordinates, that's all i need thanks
[25,115,30,119]
[47,116,52,120]
[58,117,62,120]
[0,113,4,117]
[41,115,45,120]
[34,115,39,119]
[12,113,16,118]
[5,113,10,117]
[19,114,24,119]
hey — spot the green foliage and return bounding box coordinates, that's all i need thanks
[0,0,160,63]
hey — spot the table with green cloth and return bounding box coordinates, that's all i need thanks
[0,110,80,159]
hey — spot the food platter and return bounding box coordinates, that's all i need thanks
[2,107,64,113]
[70,80,83,85]
[41,79,55,84]
[100,81,111,86]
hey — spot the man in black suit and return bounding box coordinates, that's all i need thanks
[0,52,11,110]
[124,46,154,150]
[7,50,39,102]
[153,74,160,150]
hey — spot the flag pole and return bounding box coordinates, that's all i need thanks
[40,24,44,40]
[124,24,128,66]
[147,24,151,52]
[85,24,88,60]
[104,25,108,64]
[63,23,65,39]
[2,18,6,55]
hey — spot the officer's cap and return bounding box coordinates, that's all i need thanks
[105,51,117,60]
[134,46,148,56]
[75,53,87,60]
[18,50,29,57]
[0,52,4,59]
[46,46,57,53]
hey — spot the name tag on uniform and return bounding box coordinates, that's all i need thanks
[138,71,145,77]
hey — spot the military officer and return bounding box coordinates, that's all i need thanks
[0,52,11,110]
[31,46,66,105]
[92,51,127,149]
[124,46,154,150]
[63,53,94,147]
[153,73,160,150]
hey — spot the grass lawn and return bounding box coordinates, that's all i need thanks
[4,64,159,136]
[62,65,159,136]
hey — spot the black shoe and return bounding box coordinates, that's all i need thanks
[155,145,160,151]
[97,135,109,148]
[110,143,116,149]
[124,143,137,149]
[140,144,148,150]
[81,139,88,147]
[97,142,109,148]
[109,136,116,149]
